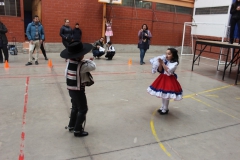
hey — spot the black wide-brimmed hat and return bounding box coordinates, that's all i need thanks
[60,41,92,59]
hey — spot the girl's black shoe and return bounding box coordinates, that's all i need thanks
[160,110,169,115]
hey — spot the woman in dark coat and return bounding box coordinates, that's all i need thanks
[138,24,152,65]
[60,19,73,48]
[229,0,240,44]
[0,20,8,63]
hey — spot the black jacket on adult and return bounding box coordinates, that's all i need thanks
[72,28,82,41]
[0,22,8,45]
[60,25,73,42]
[230,2,240,19]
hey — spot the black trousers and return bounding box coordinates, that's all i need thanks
[68,90,88,132]
[0,45,8,62]
[92,50,105,58]
[229,18,240,44]
[33,43,47,58]
[105,51,115,60]
[62,40,70,49]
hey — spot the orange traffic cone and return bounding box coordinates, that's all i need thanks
[128,59,132,65]
[4,60,9,69]
[48,59,53,68]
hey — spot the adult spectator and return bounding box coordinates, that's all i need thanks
[0,20,8,63]
[92,37,105,58]
[72,23,82,41]
[60,19,73,48]
[138,24,152,65]
[229,0,240,44]
[25,15,45,66]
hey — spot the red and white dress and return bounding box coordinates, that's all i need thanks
[147,61,183,101]
[105,23,113,36]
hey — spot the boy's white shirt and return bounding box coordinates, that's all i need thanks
[107,45,115,52]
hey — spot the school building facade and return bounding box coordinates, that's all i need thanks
[0,0,194,47]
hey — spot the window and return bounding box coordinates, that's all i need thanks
[156,3,193,15]
[116,0,152,9]
[0,0,21,17]
[195,6,229,15]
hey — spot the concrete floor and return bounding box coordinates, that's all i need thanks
[0,52,240,160]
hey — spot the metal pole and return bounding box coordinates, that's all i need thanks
[181,22,186,55]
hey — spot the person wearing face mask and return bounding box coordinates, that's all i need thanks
[25,15,45,66]
[138,24,152,65]
[229,0,240,44]
[60,19,73,48]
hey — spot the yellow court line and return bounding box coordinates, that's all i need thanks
[205,95,219,98]
[197,84,233,94]
[150,84,236,158]
[150,109,172,157]
[191,97,240,120]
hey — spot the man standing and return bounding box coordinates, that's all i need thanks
[0,20,8,63]
[25,15,45,66]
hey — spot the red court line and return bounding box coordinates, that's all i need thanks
[0,72,137,79]
[2,62,148,69]
[18,77,29,160]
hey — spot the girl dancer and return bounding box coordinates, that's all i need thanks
[147,48,183,115]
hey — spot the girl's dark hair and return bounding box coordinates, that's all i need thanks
[168,48,179,65]
[142,24,148,30]
[75,23,79,25]
[107,41,112,45]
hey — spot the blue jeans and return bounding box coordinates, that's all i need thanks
[92,50,105,58]
[140,49,147,63]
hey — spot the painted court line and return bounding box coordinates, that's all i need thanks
[150,84,236,158]
[191,97,239,120]
[18,77,29,160]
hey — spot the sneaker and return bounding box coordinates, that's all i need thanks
[25,62,32,66]
[45,57,48,60]
[35,61,39,65]
[74,131,88,137]
[143,62,145,64]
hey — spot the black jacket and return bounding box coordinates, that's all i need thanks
[230,2,240,19]
[72,28,82,41]
[60,25,73,42]
[0,22,8,45]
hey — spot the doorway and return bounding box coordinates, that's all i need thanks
[23,0,41,40]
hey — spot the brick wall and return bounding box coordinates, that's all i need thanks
[1,0,192,46]
[41,0,192,45]
[0,16,25,43]
[41,0,103,43]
